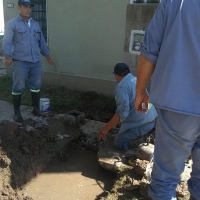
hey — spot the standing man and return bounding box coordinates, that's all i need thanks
[135,0,200,199]
[98,63,157,150]
[2,0,54,122]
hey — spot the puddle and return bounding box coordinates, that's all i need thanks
[22,150,115,200]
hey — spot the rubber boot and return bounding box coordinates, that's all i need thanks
[13,94,23,122]
[31,92,43,116]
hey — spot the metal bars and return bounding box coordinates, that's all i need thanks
[31,0,47,42]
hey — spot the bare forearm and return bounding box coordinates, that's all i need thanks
[105,112,120,131]
[45,55,55,65]
[136,54,155,92]
[98,112,120,140]
[4,54,13,66]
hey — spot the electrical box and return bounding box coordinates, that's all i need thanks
[129,30,145,55]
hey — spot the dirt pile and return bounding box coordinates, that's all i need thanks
[0,119,59,199]
[103,157,191,200]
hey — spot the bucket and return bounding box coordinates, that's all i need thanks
[40,98,50,113]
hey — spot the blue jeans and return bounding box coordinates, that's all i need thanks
[12,61,42,93]
[149,109,200,200]
[114,120,155,150]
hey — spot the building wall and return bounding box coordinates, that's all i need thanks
[0,0,4,33]
[124,4,158,89]
[3,1,158,95]
[4,0,129,95]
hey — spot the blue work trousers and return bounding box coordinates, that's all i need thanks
[12,61,42,93]
[114,120,155,150]
[149,108,200,200]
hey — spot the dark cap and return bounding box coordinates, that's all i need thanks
[18,0,34,7]
[113,63,130,75]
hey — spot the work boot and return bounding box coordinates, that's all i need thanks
[31,91,43,116]
[13,94,23,122]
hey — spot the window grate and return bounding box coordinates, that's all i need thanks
[31,0,47,42]
[131,0,160,3]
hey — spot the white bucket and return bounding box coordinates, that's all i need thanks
[40,98,50,113]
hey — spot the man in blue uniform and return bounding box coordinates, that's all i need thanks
[98,63,157,150]
[135,0,200,199]
[2,0,54,122]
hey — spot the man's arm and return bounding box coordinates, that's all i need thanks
[3,22,14,66]
[38,28,55,65]
[135,54,155,113]
[45,54,55,65]
[98,112,120,140]
[98,88,130,140]
[4,54,13,66]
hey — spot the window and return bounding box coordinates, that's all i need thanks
[31,0,47,42]
[130,0,160,3]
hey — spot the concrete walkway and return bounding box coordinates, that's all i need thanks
[0,55,6,77]
[0,100,38,122]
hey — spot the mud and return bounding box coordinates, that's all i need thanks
[0,116,81,200]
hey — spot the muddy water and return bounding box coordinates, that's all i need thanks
[22,150,115,200]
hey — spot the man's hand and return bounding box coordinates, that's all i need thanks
[46,55,55,65]
[135,90,149,113]
[4,58,13,66]
[98,127,109,140]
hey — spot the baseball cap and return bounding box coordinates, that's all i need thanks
[18,0,34,7]
[113,63,130,75]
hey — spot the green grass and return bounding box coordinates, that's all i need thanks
[0,76,116,115]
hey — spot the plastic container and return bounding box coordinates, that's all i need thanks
[40,98,50,113]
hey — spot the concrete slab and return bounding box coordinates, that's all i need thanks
[80,119,135,171]
[0,56,5,68]
[0,68,6,76]
[79,117,192,182]
[0,56,6,77]
[80,119,107,138]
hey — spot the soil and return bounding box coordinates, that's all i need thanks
[0,89,117,200]
[0,63,192,199]
[0,108,193,200]
[0,116,83,200]
[77,91,116,123]
[0,119,55,199]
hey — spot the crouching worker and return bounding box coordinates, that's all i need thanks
[98,63,157,150]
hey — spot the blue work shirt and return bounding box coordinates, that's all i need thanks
[115,73,157,134]
[2,15,49,63]
[141,0,200,117]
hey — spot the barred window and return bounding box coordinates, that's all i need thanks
[130,0,160,3]
[31,0,47,42]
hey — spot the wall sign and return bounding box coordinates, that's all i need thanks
[7,3,14,8]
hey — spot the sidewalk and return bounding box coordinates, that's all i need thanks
[0,100,39,122]
[0,55,6,77]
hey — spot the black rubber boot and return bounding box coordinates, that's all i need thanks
[31,92,43,116]
[13,94,23,122]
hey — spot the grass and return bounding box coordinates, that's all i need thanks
[0,76,116,115]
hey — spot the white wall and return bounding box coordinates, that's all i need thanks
[0,0,4,34]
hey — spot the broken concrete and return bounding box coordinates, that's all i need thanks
[0,100,194,199]
[64,110,85,126]
[80,119,193,199]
